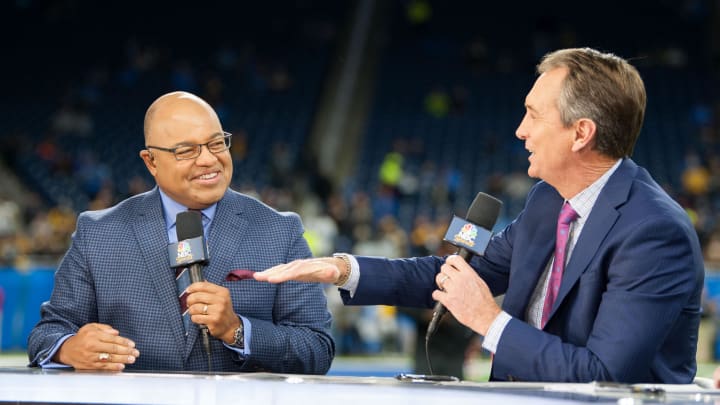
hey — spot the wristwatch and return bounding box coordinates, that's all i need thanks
[231,321,244,349]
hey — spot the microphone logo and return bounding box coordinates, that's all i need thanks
[176,241,193,263]
[444,215,492,255]
[168,235,208,268]
[454,223,478,247]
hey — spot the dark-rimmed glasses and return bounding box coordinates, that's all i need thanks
[146,132,232,160]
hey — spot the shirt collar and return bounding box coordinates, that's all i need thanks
[567,158,623,220]
[158,188,217,233]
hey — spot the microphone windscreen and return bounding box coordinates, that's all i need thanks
[177,210,203,241]
[465,192,502,230]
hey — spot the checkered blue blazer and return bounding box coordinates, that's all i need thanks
[28,187,334,373]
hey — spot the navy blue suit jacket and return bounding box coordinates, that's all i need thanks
[344,159,703,383]
[28,187,335,373]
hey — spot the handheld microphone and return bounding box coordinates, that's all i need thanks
[426,192,502,341]
[171,210,209,285]
[168,210,212,369]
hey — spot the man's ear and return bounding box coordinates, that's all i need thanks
[139,150,158,176]
[572,118,596,152]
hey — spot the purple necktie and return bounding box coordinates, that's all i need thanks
[541,202,578,328]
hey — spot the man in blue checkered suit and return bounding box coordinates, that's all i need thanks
[27,91,334,373]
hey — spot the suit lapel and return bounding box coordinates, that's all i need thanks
[206,191,250,282]
[549,160,635,319]
[183,190,249,358]
[133,188,188,352]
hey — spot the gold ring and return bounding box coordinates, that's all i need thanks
[202,304,208,315]
[99,352,110,362]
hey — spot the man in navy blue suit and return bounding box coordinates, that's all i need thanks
[256,48,704,383]
[28,91,334,373]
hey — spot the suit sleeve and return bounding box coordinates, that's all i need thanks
[341,255,444,308]
[339,203,522,307]
[27,215,97,365]
[239,216,335,375]
[492,214,702,383]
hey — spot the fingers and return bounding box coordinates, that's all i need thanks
[58,323,140,371]
[185,282,231,310]
[252,261,311,282]
[89,326,140,369]
[436,254,475,289]
[437,255,464,291]
[79,323,134,349]
[435,271,450,291]
[444,254,472,272]
[185,280,222,294]
[184,283,238,338]
[254,258,340,284]
[94,350,138,370]
[713,366,720,388]
[434,257,500,336]
[253,262,290,282]
[93,323,120,335]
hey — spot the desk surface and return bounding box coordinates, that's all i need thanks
[1,368,720,404]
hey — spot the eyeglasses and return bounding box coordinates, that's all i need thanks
[146,132,232,160]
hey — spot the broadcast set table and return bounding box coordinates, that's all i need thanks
[2,367,720,404]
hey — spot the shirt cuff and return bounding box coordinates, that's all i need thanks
[481,311,512,354]
[338,254,360,297]
[38,334,74,368]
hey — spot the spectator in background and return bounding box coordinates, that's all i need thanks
[269,141,294,189]
[255,48,704,383]
[0,198,21,265]
[28,91,334,373]
[424,86,450,119]
[229,128,248,163]
[379,151,404,192]
[50,100,93,137]
[682,152,710,197]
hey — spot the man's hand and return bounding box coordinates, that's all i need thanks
[185,281,241,344]
[253,257,346,284]
[55,323,139,371]
[431,255,501,336]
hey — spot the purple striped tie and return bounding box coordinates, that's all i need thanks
[176,265,192,335]
[541,202,578,328]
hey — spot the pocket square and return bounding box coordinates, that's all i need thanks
[226,269,255,281]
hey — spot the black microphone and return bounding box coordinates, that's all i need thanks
[168,210,212,369]
[426,192,502,341]
[173,211,208,286]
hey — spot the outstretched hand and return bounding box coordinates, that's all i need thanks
[254,257,345,284]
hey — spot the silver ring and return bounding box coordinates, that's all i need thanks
[202,304,208,315]
[439,274,449,289]
[99,352,110,362]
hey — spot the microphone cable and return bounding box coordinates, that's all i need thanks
[425,333,435,375]
[201,327,212,372]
